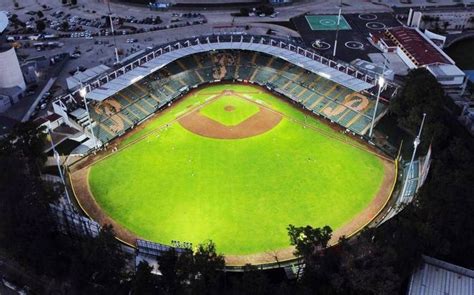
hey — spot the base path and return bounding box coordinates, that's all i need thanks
[179,106,282,139]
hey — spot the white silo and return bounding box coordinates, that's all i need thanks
[0,47,26,90]
[0,11,26,91]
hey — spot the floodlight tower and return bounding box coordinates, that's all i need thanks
[400,113,426,200]
[79,87,99,150]
[333,0,342,57]
[106,0,120,64]
[368,75,385,138]
[47,123,73,208]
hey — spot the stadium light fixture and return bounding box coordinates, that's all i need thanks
[333,0,343,57]
[79,87,87,98]
[400,113,426,200]
[79,83,99,150]
[368,75,385,138]
[317,72,331,79]
[47,122,73,209]
[378,76,385,88]
[131,75,144,84]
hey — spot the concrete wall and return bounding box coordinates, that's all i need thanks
[396,47,417,69]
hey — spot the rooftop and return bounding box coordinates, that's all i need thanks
[293,13,402,64]
[385,27,450,66]
[427,63,465,78]
[408,255,474,295]
[66,64,110,91]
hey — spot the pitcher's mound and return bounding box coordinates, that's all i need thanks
[224,105,236,112]
[179,107,282,139]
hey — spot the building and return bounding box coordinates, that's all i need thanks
[371,26,466,96]
[408,255,474,295]
[402,7,474,32]
[0,47,26,91]
[0,11,27,112]
[169,0,262,6]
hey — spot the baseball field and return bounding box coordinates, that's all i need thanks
[73,83,393,264]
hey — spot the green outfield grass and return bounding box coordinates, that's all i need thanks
[89,84,385,256]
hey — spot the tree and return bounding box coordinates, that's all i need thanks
[287,224,332,261]
[390,68,450,149]
[60,21,69,31]
[240,7,250,16]
[36,20,46,32]
[71,0,78,5]
[191,240,225,293]
[287,224,333,284]
[238,264,270,295]
[159,248,188,294]
[158,240,225,294]
[257,5,274,16]
[69,225,130,292]
[37,10,44,18]
[0,123,64,275]
[154,16,162,25]
[131,261,161,294]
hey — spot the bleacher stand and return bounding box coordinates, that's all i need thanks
[76,50,388,144]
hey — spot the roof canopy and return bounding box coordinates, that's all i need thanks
[85,36,374,101]
[408,255,474,295]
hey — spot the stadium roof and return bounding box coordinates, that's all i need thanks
[66,64,110,91]
[408,255,474,295]
[85,38,374,101]
[0,11,7,34]
[385,27,452,66]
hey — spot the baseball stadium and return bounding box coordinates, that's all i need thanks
[61,35,398,267]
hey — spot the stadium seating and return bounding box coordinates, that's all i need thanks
[85,50,388,144]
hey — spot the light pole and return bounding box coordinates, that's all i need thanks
[79,87,99,150]
[368,75,385,138]
[47,124,73,208]
[333,0,342,57]
[400,113,426,200]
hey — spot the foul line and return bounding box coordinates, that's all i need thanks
[236,92,393,162]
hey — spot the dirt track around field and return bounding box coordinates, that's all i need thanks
[224,157,396,266]
[70,157,396,266]
[70,167,138,246]
[68,83,397,266]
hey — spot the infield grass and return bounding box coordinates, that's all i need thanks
[200,95,260,126]
[89,84,385,256]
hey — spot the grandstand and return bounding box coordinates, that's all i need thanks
[60,49,388,145]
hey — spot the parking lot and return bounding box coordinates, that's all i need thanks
[0,0,390,121]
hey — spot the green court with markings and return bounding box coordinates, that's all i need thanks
[305,15,352,31]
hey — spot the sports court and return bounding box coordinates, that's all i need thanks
[305,15,352,31]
